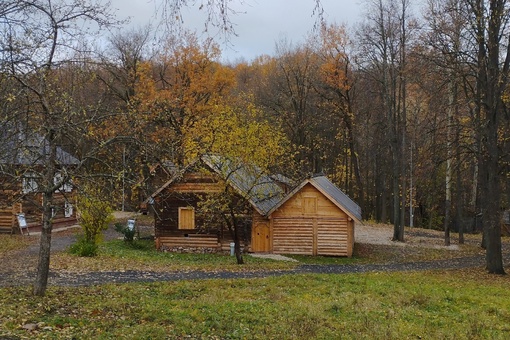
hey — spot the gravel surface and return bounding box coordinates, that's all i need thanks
[1,254,489,287]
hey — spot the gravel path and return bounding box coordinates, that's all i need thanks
[32,255,489,287]
[0,221,507,288]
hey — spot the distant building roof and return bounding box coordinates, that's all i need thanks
[267,175,362,222]
[0,127,79,166]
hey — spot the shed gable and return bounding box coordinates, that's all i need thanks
[272,183,348,219]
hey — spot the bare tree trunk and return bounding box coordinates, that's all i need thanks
[33,131,57,296]
[227,208,244,265]
[455,125,464,244]
[481,128,503,273]
[33,192,53,296]
[475,0,505,274]
[444,79,454,246]
[391,146,402,240]
[345,113,364,211]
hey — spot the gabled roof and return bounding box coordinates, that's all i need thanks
[201,154,286,216]
[0,128,79,166]
[145,155,286,216]
[145,162,195,203]
[267,175,362,223]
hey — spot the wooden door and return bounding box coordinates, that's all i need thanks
[252,222,270,252]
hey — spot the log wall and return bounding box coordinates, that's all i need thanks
[154,172,225,249]
[157,234,220,251]
[0,188,77,233]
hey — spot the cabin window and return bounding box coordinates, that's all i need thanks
[54,172,73,193]
[178,207,195,230]
[22,172,39,194]
[302,197,317,214]
[64,201,73,218]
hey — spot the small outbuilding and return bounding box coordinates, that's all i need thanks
[147,155,288,252]
[252,175,362,257]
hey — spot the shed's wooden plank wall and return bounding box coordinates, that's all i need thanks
[272,218,314,255]
[316,219,349,256]
[0,209,14,233]
[272,184,348,219]
[0,189,15,232]
[270,183,354,257]
[154,172,226,247]
[157,234,220,250]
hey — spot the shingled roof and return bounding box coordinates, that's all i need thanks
[201,154,286,216]
[0,128,79,166]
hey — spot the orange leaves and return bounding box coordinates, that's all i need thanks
[318,23,351,92]
[104,31,240,165]
[320,61,351,92]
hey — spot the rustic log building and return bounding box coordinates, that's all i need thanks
[147,155,361,257]
[0,129,79,234]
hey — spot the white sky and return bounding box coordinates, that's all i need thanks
[108,0,363,62]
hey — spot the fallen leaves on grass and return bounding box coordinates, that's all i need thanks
[0,234,38,254]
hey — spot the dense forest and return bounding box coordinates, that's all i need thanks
[1,0,509,293]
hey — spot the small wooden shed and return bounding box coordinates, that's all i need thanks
[251,176,362,257]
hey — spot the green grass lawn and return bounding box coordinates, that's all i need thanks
[1,225,508,339]
[1,270,509,339]
[49,239,299,273]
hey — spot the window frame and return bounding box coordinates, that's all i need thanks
[22,172,39,194]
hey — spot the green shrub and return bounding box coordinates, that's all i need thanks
[77,186,114,244]
[69,237,98,257]
[114,222,136,242]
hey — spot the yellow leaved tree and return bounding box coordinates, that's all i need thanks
[193,100,291,264]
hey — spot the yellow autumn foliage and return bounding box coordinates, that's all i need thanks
[185,103,289,171]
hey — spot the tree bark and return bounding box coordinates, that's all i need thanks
[33,192,53,296]
[33,130,57,296]
[227,207,244,265]
[455,125,464,244]
[444,78,454,246]
[474,0,505,274]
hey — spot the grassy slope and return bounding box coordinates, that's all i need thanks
[1,222,509,339]
[1,270,509,339]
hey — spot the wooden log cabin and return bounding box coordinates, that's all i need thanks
[0,129,79,234]
[148,155,362,257]
[148,155,288,252]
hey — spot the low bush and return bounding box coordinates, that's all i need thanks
[114,222,136,242]
[68,237,98,257]
[76,186,114,244]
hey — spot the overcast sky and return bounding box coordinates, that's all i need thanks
[109,0,363,62]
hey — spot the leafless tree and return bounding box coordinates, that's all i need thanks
[0,0,119,296]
